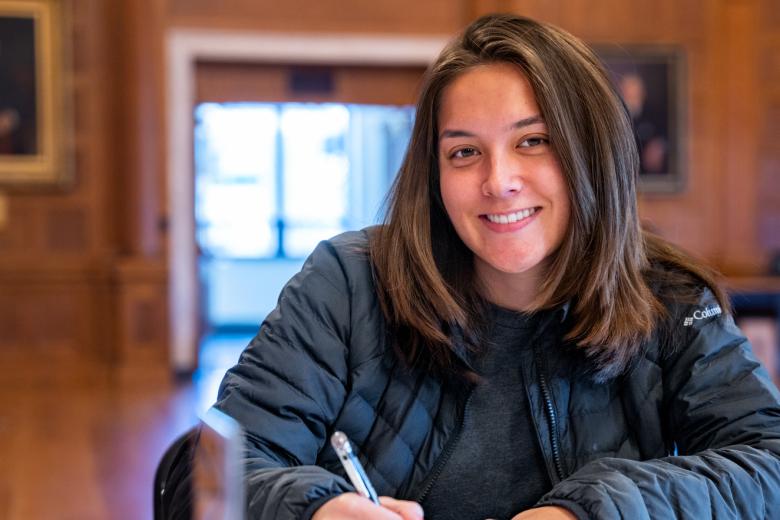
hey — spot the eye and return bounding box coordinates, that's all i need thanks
[451,146,479,159]
[518,136,550,148]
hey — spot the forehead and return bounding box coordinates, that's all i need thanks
[437,62,541,126]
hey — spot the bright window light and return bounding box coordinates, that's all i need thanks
[194,101,414,260]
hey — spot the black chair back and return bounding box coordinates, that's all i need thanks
[154,427,200,520]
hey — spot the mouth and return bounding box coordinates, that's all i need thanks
[481,207,539,224]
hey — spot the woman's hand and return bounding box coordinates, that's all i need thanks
[511,505,577,519]
[312,493,424,520]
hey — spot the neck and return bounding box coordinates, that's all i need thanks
[475,260,547,312]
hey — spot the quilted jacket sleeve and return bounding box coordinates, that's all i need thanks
[213,239,358,519]
[538,289,780,519]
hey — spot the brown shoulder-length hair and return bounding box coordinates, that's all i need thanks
[369,13,728,380]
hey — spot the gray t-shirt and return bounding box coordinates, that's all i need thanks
[422,306,551,520]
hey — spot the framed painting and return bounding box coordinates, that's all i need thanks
[597,45,686,193]
[0,0,70,186]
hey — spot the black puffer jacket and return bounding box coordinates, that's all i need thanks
[215,229,780,519]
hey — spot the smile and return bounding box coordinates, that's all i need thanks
[484,207,537,224]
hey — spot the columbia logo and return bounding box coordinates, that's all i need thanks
[683,305,722,327]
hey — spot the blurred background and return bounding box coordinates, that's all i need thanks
[0,0,778,518]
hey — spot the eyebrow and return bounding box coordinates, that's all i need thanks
[439,115,545,140]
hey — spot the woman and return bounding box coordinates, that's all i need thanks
[197,14,780,520]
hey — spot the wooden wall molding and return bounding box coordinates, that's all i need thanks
[114,258,168,364]
[0,260,112,284]
[115,257,167,284]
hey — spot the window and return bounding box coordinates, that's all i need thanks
[194,102,414,260]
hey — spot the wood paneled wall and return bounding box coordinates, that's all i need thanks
[195,63,427,106]
[493,0,779,276]
[0,0,119,359]
[165,0,471,33]
[0,0,776,365]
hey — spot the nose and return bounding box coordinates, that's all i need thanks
[481,151,523,198]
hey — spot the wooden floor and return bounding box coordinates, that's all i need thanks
[0,348,217,520]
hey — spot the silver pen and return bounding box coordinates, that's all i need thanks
[330,431,380,505]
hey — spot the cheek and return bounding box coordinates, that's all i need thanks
[439,171,461,217]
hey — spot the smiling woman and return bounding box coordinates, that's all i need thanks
[369,12,686,379]
[163,13,780,520]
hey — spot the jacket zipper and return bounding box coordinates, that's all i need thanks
[414,390,474,504]
[534,346,565,482]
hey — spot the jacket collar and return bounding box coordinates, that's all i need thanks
[449,325,477,372]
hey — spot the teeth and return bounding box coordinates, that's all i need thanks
[486,207,536,224]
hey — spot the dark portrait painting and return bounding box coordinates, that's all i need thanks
[0,15,38,156]
[0,0,69,186]
[598,47,685,192]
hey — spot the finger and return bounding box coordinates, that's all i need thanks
[379,496,425,520]
[314,493,402,520]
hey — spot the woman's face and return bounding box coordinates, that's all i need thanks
[437,62,571,301]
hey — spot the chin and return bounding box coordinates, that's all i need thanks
[476,244,552,274]
[483,256,541,275]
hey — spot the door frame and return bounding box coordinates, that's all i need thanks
[165,29,446,372]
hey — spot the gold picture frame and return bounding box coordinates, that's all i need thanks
[0,0,70,186]
[596,45,686,193]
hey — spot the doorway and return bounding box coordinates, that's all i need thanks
[165,28,444,382]
[193,101,414,402]
[190,61,423,403]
